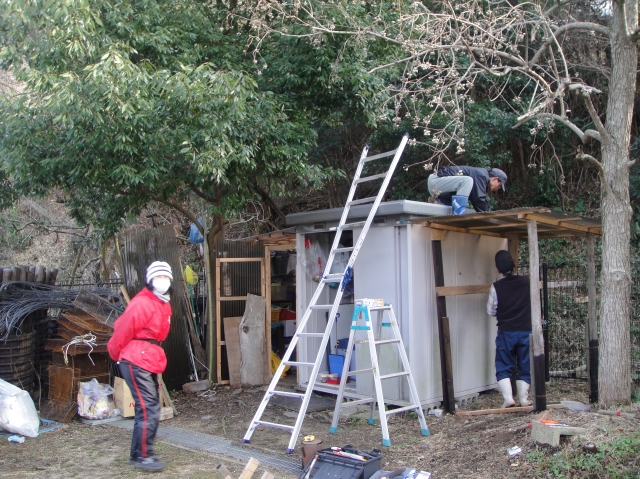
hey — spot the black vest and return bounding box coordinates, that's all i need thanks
[493,275,532,332]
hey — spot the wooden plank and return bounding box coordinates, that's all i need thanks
[522,214,602,234]
[259,472,274,479]
[431,240,455,414]
[216,464,233,479]
[223,316,243,389]
[586,233,598,403]
[436,284,491,297]
[158,374,177,416]
[457,406,534,416]
[426,208,549,224]
[430,229,446,241]
[238,457,260,479]
[217,296,251,301]
[218,257,263,263]
[441,316,455,416]
[528,220,546,411]
[239,294,267,387]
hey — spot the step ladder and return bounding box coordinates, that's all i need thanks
[329,299,429,446]
[243,134,410,453]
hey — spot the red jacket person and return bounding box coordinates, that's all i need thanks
[108,261,173,472]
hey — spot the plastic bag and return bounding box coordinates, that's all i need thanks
[0,378,40,438]
[189,219,204,244]
[77,379,116,420]
[302,238,326,281]
[327,246,350,288]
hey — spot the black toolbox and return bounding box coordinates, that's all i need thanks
[298,445,382,479]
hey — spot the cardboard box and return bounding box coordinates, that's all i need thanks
[113,377,135,417]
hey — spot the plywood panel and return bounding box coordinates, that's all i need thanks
[223,317,243,389]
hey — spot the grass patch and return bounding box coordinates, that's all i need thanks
[525,434,640,478]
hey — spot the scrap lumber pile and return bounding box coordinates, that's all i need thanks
[41,291,122,423]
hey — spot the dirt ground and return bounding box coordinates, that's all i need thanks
[1,378,638,478]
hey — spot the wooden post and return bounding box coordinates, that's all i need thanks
[203,217,216,385]
[431,238,456,414]
[542,262,550,382]
[527,220,546,411]
[507,234,519,274]
[586,233,599,403]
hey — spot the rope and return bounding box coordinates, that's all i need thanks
[62,333,97,366]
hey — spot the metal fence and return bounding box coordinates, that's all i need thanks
[519,262,640,385]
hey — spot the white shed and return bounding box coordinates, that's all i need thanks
[286,199,506,409]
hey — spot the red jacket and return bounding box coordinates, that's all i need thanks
[107,288,172,374]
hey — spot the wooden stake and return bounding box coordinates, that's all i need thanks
[586,233,599,404]
[238,458,260,479]
[216,464,233,479]
[120,285,131,305]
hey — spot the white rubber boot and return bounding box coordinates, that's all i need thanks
[498,378,515,408]
[516,380,531,406]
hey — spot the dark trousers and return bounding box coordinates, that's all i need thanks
[495,330,531,383]
[118,362,160,459]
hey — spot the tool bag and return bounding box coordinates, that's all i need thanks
[298,445,382,479]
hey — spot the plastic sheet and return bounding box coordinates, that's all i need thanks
[77,378,116,420]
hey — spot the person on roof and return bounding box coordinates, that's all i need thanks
[428,166,507,214]
[107,261,173,472]
[486,250,532,408]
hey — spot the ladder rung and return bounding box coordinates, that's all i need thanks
[336,398,376,408]
[380,372,410,380]
[334,247,354,253]
[364,149,397,162]
[322,273,344,282]
[340,221,366,230]
[356,172,388,184]
[375,339,401,345]
[384,404,422,416]
[297,332,324,338]
[255,420,295,431]
[369,306,391,311]
[347,197,377,206]
[271,390,305,399]
[310,304,333,309]
[284,361,315,368]
[348,368,374,375]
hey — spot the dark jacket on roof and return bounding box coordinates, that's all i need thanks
[436,166,491,212]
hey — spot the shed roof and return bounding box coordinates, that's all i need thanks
[418,207,602,239]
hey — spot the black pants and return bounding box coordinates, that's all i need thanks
[119,361,160,459]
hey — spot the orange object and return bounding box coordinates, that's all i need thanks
[540,419,559,425]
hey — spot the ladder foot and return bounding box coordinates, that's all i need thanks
[242,439,251,444]
[382,439,391,447]
[286,448,295,454]
[421,429,430,436]
[367,418,376,425]
[329,427,338,434]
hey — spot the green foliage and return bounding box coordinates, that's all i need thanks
[525,435,640,478]
[0,0,336,236]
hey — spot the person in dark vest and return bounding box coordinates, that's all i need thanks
[486,250,532,407]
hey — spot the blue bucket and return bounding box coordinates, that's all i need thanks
[452,195,468,215]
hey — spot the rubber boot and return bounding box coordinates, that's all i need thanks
[451,195,469,215]
[498,378,515,408]
[516,380,531,406]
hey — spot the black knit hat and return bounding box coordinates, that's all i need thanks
[495,250,514,274]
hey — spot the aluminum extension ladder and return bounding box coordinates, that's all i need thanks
[243,133,410,453]
[329,299,429,446]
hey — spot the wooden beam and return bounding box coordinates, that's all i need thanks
[431,240,456,414]
[425,208,550,224]
[528,220,546,411]
[423,222,505,238]
[507,234,519,274]
[217,296,252,301]
[586,233,598,403]
[215,258,222,383]
[522,214,602,235]
[436,284,492,296]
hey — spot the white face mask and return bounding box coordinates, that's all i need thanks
[152,277,171,295]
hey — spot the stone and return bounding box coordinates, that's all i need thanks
[530,421,587,446]
[283,411,298,419]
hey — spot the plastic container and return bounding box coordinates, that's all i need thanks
[280,309,296,320]
[299,445,382,479]
[328,354,345,376]
[451,195,468,215]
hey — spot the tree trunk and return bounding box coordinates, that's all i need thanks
[598,0,637,405]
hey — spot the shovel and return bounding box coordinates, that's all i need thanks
[561,400,638,418]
